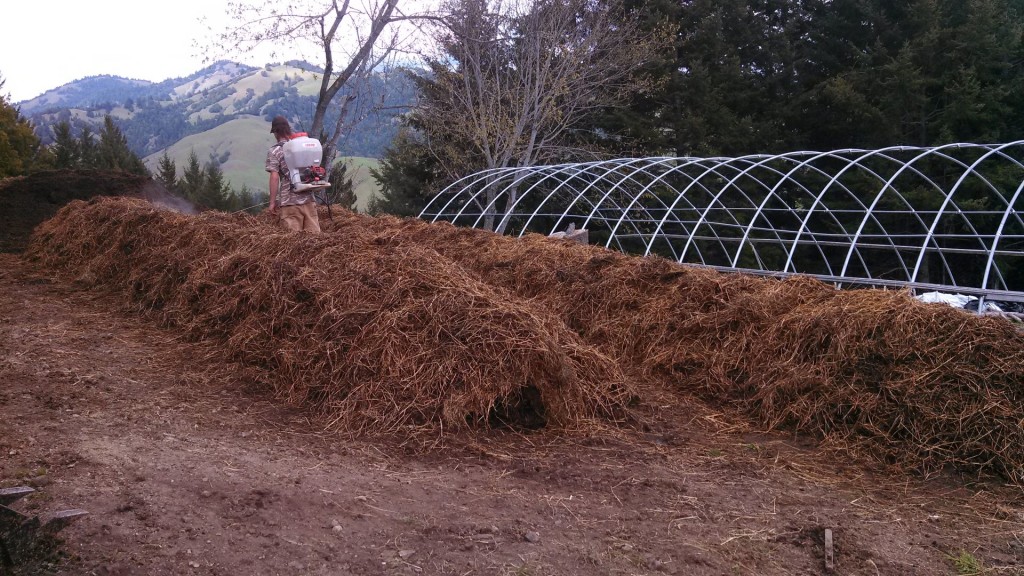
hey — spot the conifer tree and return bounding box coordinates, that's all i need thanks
[0,75,44,177]
[369,129,436,217]
[51,121,80,169]
[223,189,241,212]
[235,184,256,213]
[97,116,148,174]
[327,161,357,211]
[201,161,229,210]
[155,151,178,192]
[180,151,206,205]
[78,126,98,167]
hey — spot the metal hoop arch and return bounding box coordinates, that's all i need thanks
[420,143,1024,302]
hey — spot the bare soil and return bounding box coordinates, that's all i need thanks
[2,252,1023,576]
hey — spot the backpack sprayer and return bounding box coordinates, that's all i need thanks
[281,133,331,192]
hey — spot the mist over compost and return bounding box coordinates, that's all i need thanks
[24,198,1024,484]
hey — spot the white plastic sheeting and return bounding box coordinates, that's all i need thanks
[915,291,1003,312]
[422,143,1024,301]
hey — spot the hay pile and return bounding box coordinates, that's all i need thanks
[24,197,1024,481]
[320,209,1024,482]
[26,197,634,435]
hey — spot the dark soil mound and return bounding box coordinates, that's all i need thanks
[0,169,195,253]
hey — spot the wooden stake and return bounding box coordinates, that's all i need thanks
[824,528,835,573]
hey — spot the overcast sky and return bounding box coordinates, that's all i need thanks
[1,1,291,103]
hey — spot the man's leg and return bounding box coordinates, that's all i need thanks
[279,205,303,231]
[298,202,321,233]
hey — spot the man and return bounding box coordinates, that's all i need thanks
[266,115,321,233]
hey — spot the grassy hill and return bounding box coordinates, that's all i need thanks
[142,115,381,211]
[186,65,326,123]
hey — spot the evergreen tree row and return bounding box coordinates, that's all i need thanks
[51,117,149,175]
[154,149,265,213]
[0,76,46,177]
[371,0,1024,215]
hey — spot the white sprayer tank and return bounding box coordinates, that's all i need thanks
[282,135,330,191]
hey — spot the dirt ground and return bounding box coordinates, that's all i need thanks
[2,251,1023,576]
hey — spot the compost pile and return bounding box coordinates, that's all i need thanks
[320,209,1024,483]
[26,198,633,435]
[24,198,1024,483]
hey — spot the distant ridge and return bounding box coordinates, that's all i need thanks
[22,60,413,162]
[18,61,415,208]
[19,75,154,113]
[18,61,255,115]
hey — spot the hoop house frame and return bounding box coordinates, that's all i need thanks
[421,143,1024,304]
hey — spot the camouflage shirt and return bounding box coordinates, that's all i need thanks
[266,139,315,207]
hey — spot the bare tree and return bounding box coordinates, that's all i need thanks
[207,0,432,165]
[418,0,671,231]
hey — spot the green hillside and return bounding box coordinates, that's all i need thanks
[187,65,325,123]
[143,116,380,211]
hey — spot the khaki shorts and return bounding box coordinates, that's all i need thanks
[279,202,321,233]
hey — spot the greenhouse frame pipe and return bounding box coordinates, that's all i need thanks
[421,142,1024,299]
[908,143,1015,287]
[519,159,673,243]
[726,151,882,276]
[638,158,752,264]
[627,157,797,271]
[673,155,839,273]
[834,147,955,285]
[831,147,992,284]
[599,158,752,265]
[648,157,788,266]
[982,180,1024,293]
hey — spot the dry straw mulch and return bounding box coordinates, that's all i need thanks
[26,197,634,436]
[319,209,1024,483]
[25,197,1024,483]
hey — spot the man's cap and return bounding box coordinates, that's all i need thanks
[270,115,291,133]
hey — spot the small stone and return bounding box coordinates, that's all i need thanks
[200,490,211,498]
[332,525,343,532]
[524,531,541,543]
[188,561,200,568]
[398,549,416,559]
[288,560,304,570]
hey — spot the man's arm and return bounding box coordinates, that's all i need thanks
[268,171,279,215]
